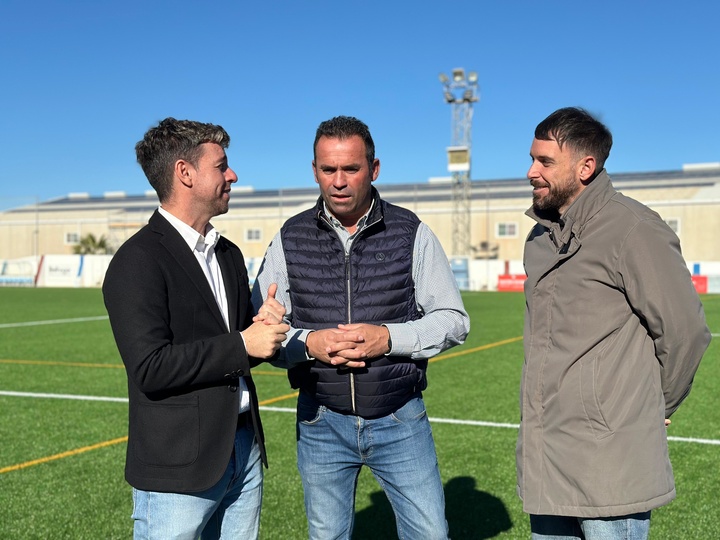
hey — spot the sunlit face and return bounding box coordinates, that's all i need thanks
[527,138,584,214]
[312,135,379,232]
[192,142,238,218]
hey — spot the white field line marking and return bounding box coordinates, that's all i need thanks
[429,416,520,429]
[0,390,127,403]
[260,406,296,413]
[3,392,719,446]
[0,316,108,329]
[667,435,720,445]
[432,418,720,446]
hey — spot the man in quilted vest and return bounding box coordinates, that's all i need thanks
[253,116,469,539]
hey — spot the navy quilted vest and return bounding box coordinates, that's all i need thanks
[281,190,426,417]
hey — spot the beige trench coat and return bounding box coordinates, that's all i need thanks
[518,171,711,517]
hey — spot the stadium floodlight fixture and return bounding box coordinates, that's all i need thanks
[438,66,479,257]
[447,145,471,172]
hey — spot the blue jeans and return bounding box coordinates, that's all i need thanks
[530,512,651,540]
[296,391,449,540]
[131,423,263,540]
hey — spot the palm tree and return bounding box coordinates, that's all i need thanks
[73,233,112,255]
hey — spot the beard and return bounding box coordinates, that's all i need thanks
[532,180,581,212]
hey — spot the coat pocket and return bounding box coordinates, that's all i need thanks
[131,395,200,467]
[579,355,614,440]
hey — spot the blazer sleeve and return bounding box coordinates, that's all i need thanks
[103,239,251,396]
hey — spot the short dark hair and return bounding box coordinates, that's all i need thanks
[313,116,375,167]
[135,117,230,202]
[535,107,613,171]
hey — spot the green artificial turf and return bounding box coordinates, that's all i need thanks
[0,289,717,539]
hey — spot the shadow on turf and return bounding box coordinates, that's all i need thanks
[352,476,512,539]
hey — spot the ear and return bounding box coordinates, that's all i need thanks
[174,159,194,188]
[311,161,319,184]
[371,158,380,182]
[577,155,596,183]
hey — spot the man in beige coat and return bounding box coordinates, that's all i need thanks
[518,107,711,539]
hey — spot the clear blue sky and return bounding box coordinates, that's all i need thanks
[1,0,718,208]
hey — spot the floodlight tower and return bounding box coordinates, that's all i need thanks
[439,68,479,256]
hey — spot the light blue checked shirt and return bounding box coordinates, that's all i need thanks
[251,201,470,367]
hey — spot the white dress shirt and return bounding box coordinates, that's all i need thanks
[158,207,250,412]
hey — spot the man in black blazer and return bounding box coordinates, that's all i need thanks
[103,117,288,539]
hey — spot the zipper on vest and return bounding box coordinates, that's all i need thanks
[345,215,381,415]
[345,251,357,413]
[345,251,352,323]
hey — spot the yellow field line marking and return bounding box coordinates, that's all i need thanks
[429,336,523,363]
[253,370,287,377]
[0,359,124,368]
[0,337,520,475]
[0,437,128,474]
[260,391,299,405]
[1,334,525,372]
[0,390,300,475]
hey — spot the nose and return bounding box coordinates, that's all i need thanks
[226,167,238,183]
[527,161,540,180]
[331,171,347,189]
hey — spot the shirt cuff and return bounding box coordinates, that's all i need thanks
[384,323,413,357]
[286,328,315,365]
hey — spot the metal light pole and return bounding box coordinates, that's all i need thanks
[439,68,479,256]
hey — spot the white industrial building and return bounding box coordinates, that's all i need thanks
[2,163,719,291]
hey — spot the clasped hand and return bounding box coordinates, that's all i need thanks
[244,283,289,358]
[249,284,391,368]
[306,323,391,369]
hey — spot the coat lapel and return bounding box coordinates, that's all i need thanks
[149,211,228,331]
[216,239,240,332]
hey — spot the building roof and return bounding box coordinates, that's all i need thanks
[4,165,720,216]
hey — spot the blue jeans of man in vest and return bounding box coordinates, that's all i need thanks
[296,390,448,539]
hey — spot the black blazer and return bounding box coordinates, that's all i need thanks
[103,210,266,493]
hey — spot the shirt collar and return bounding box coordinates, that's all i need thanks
[322,198,375,235]
[158,206,219,253]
